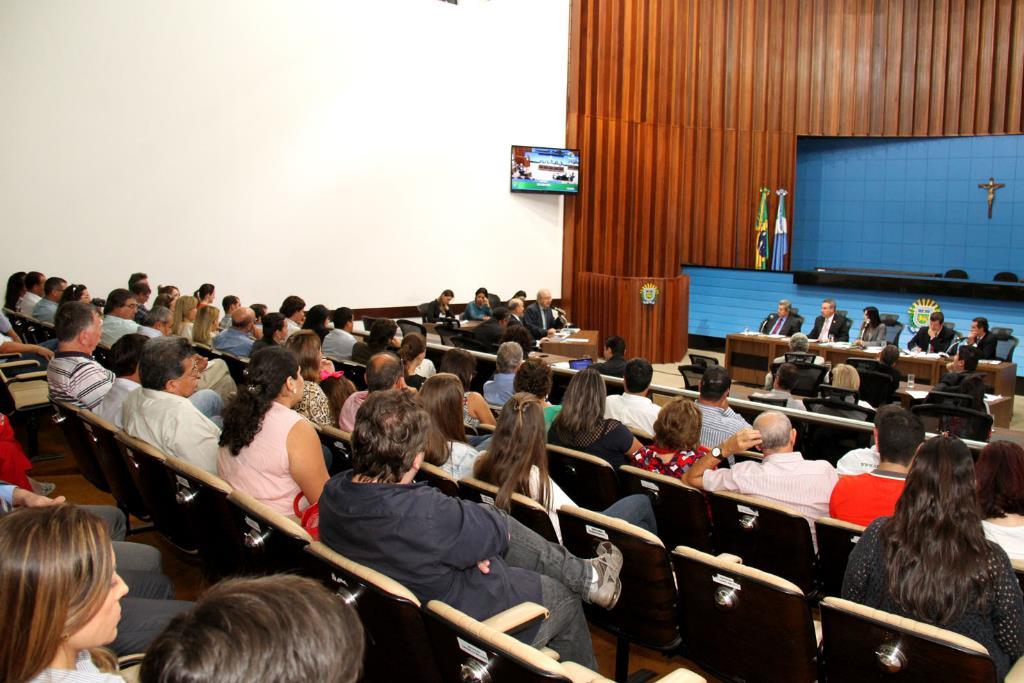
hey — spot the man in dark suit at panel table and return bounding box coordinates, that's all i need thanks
[473,306,510,351]
[523,288,566,340]
[809,298,849,342]
[760,299,802,336]
[966,316,999,361]
[906,311,954,354]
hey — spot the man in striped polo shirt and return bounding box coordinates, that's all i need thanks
[47,301,114,411]
[696,365,752,460]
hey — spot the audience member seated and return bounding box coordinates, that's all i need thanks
[462,287,492,321]
[194,283,216,308]
[977,441,1024,560]
[302,304,331,342]
[131,280,152,324]
[398,332,427,390]
[280,295,306,339]
[876,343,902,390]
[218,346,328,515]
[439,348,496,431]
[763,333,821,389]
[907,310,954,353]
[322,306,356,360]
[250,302,266,328]
[760,298,801,336]
[351,318,399,365]
[591,335,627,377]
[100,289,140,347]
[936,345,979,392]
[809,297,849,342]
[507,297,526,326]
[420,373,481,479]
[829,406,923,525]
[476,392,657,541]
[319,373,356,429]
[1,319,54,371]
[318,389,623,669]
[514,357,560,430]
[137,306,173,339]
[219,294,239,331]
[94,334,149,428]
[4,271,25,312]
[955,374,989,413]
[213,306,256,357]
[854,306,886,345]
[338,352,406,432]
[843,436,1024,681]
[17,270,44,313]
[59,283,91,306]
[423,288,455,323]
[967,316,998,360]
[483,341,522,405]
[140,575,364,683]
[31,276,66,323]
[685,411,836,541]
[751,362,806,410]
[523,288,565,340]
[474,306,510,349]
[829,364,875,410]
[123,337,222,472]
[604,357,660,435]
[250,312,286,354]
[47,302,114,410]
[696,366,752,458]
[548,367,641,469]
[286,331,335,429]
[191,305,221,346]
[501,322,536,359]
[170,295,198,341]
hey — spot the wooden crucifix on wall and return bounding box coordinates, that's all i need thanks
[978,177,1005,219]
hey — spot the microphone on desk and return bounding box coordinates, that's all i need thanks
[758,317,771,334]
[554,307,571,326]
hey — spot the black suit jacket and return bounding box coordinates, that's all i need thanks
[761,313,801,336]
[423,300,454,324]
[592,354,627,378]
[907,326,954,354]
[935,370,969,393]
[809,314,849,342]
[972,333,999,361]
[472,319,505,351]
[523,303,564,340]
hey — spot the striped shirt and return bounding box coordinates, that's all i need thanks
[29,651,125,682]
[47,351,115,410]
[698,401,751,454]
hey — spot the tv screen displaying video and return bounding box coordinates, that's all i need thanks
[510,145,580,195]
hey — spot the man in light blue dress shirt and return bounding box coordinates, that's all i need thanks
[213,307,256,358]
[31,276,66,323]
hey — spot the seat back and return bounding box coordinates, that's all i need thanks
[707,491,818,595]
[457,477,559,544]
[912,404,993,442]
[817,384,859,404]
[676,364,705,391]
[545,444,619,512]
[618,466,713,553]
[78,410,150,521]
[671,547,818,683]
[115,432,198,552]
[417,302,431,322]
[315,424,353,475]
[51,400,110,492]
[328,360,365,390]
[749,395,788,407]
[944,268,969,279]
[925,390,976,408]
[994,271,1018,282]
[819,597,995,683]
[557,506,680,654]
[303,542,443,683]
[790,364,829,397]
[992,327,1018,363]
[856,370,896,407]
[814,517,866,597]
[837,317,853,340]
[415,461,459,498]
[224,489,313,575]
[218,351,249,385]
[885,322,905,346]
[397,319,427,338]
[846,358,882,373]
[802,398,874,465]
[688,353,719,368]
[437,327,461,347]
[360,315,378,330]
[784,352,818,364]
[452,334,490,352]
[1013,559,1024,593]
[160,454,236,579]
[486,293,501,310]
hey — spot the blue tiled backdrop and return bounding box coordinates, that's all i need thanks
[792,134,1024,281]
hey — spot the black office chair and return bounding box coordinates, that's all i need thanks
[817,384,859,404]
[397,319,427,338]
[770,362,828,397]
[994,271,1018,282]
[912,404,993,442]
[688,353,719,368]
[923,390,976,409]
[676,364,705,391]
[943,321,957,333]
[486,293,501,310]
[437,327,461,347]
[992,327,1018,363]
[803,398,874,465]
[360,315,377,330]
[884,322,904,346]
[451,334,489,353]
[944,268,969,279]
[836,317,853,341]
[845,358,881,373]
[784,352,818,364]
[856,370,897,407]
[749,395,788,407]
[417,302,431,322]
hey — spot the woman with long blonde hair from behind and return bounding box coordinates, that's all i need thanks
[171,295,198,340]
[191,306,221,346]
[0,505,129,682]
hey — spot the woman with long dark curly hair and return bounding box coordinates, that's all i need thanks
[843,435,1024,680]
[217,346,328,515]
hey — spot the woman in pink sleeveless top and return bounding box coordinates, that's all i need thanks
[217,346,329,516]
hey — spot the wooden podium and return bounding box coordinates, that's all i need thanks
[572,272,689,364]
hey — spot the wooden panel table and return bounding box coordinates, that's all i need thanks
[537,329,600,361]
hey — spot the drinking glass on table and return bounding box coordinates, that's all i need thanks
[907,373,915,389]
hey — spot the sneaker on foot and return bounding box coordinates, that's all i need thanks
[29,477,56,496]
[587,541,623,609]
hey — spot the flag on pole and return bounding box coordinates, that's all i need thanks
[772,189,788,271]
[754,187,770,270]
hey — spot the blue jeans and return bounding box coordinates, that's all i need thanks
[602,493,658,535]
[189,388,223,428]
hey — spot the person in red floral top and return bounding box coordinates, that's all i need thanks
[631,398,709,479]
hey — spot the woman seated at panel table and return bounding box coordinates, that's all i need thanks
[853,306,886,346]
[461,287,492,321]
[423,289,455,323]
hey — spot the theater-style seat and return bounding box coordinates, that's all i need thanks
[52,399,109,493]
[160,454,236,580]
[416,461,460,498]
[618,466,713,553]
[79,410,151,525]
[314,424,353,475]
[675,365,705,391]
[546,445,619,512]
[458,476,559,544]
[815,517,866,597]
[223,489,313,575]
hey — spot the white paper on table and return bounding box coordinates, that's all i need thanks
[765,334,785,338]
[981,360,1002,365]
[555,338,589,343]
[551,361,571,369]
[985,394,1003,402]
[904,390,930,399]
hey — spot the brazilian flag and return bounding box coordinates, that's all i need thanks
[754,187,770,270]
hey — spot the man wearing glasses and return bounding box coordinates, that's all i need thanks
[100,288,141,346]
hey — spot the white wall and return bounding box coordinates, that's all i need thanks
[0,0,569,309]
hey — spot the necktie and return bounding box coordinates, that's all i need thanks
[771,317,784,334]
[819,318,831,342]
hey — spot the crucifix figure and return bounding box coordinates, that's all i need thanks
[978,177,1005,219]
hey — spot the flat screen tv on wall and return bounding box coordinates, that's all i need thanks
[510,145,580,194]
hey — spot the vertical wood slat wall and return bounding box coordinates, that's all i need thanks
[562,0,1024,308]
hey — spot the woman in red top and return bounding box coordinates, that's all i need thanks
[631,397,708,479]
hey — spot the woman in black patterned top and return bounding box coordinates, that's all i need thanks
[843,435,1024,680]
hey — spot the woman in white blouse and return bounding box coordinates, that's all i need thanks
[976,441,1024,559]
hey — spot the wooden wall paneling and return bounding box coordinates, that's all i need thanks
[975,0,999,133]
[990,0,1013,133]
[944,0,966,134]
[1009,0,1024,131]
[960,0,981,132]
[928,0,951,135]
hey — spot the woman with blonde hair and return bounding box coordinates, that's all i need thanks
[191,306,221,346]
[418,373,480,479]
[829,363,874,410]
[0,505,129,682]
[285,330,335,428]
[171,295,198,340]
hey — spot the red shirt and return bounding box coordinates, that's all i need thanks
[632,444,708,480]
[828,470,906,527]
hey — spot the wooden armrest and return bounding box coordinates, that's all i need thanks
[0,352,23,359]
[1007,656,1024,683]
[655,669,707,682]
[561,661,614,683]
[0,359,39,370]
[7,371,47,383]
[539,647,560,661]
[481,601,548,634]
[117,654,146,668]
[716,553,743,564]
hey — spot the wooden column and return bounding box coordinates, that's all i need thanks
[573,272,689,364]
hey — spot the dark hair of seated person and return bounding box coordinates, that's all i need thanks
[351,389,431,482]
[513,357,553,400]
[221,295,239,311]
[108,333,149,378]
[551,367,607,441]
[501,324,535,360]
[55,301,99,343]
[250,303,267,322]
[139,575,364,683]
[623,358,653,393]
[879,344,900,367]
[302,304,331,340]
[152,293,173,310]
[59,283,89,306]
[958,345,979,372]
[604,335,626,356]
[418,373,468,468]
[958,373,987,411]
[195,283,215,301]
[320,375,357,428]
[220,346,299,456]
[474,393,551,511]
[4,271,25,311]
[976,441,1024,521]
[438,348,476,391]
[365,318,398,353]
[253,313,286,350]
[863,306,882,330]
[775,362,800,392]
[873,405,924,467]
[332,306,353,329]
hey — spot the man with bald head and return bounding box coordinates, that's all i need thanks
[212,306,256,357]
[523,289,566,340]
[684,411,838,536]
[338,352,407,431]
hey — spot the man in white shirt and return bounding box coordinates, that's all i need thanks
[101,288,141,346]
[18,271,45,313]
[123,336,221,473]
[137,306,173,339]
[280,295,306,339]
[604,358,661,436]
[322,307,357,360]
